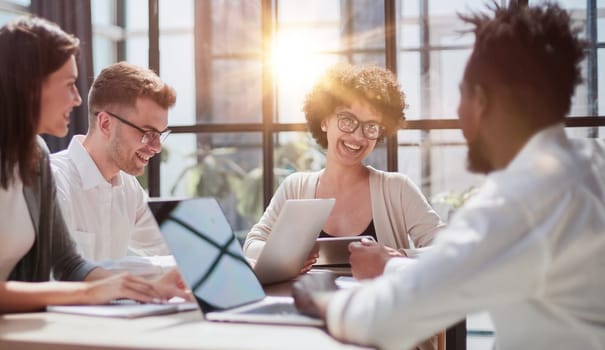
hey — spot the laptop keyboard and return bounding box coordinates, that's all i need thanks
[239,302,299,315]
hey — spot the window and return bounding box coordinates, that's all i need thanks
[0,0,30,26]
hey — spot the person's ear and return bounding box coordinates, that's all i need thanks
[320,120,327,132]
[97,112,112,139]
[474,84,488,119]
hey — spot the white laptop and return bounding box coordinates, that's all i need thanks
[253,198,336,285]
[151,197,324,327]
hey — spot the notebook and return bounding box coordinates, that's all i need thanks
[47,300,182,319]
[151,197,323,326]
[253,198,336,285]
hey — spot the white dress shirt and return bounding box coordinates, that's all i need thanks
[51,136,169,262]
[326,124,605,350]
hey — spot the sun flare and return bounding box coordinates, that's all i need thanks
[270,30,331,84]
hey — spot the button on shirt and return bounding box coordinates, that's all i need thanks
[51,136,169,262]
[326,124,605,350]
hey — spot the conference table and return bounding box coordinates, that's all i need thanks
[0,278,370,350]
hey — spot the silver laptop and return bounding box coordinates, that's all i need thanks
[149,197,323,327]
[253,198,336,285]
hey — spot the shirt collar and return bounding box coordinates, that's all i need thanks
[67,135,123,190]
[505,122,568,173]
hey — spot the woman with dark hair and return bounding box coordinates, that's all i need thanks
[244,63,444,279]
[0,16,186,313]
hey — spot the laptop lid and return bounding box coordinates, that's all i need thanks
[150,197,266,312]
[151,197,323,326]
[253,198,335,285]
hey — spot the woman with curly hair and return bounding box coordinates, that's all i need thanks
[244,63,444,280]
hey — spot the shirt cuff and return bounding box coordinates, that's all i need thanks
[325,288,356,340]
[384,256,417,275]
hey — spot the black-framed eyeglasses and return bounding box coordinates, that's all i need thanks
[97,111,171,145]
[336,112,385,140]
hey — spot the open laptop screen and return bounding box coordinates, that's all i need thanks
[150,198,265,312]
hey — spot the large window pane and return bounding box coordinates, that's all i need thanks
[192,1,263,124]
[0,0,29,26]
[92,36,116,76]
[276,53,342,123]
[0,12,16,26]
[207,59,262,123]
[160,33,195,126]
[160,0,193,28]
[126,0,148,31]
[211,0,261,54]
[436,49,470,118]
[398,129,485,221]
[349,0,385,50]
[565,126,605,138]
[275,0,388,123]
[161,132,263,237]
[598,48,605,116]
[92,0,120,76]
[398,51,421,119]
[7,0,29,6]
[274,131,325,174]
[125,36,149,69]
[91,0,113,26]
[397,0,474,121]
[125,0,148,65]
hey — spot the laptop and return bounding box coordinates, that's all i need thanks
[150,197,323,326]
[253,198,336,285]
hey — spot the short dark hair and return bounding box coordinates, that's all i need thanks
[303,63,406,149]
[460,2,586,122]
[88,61,176,128]
[0,16,79,189]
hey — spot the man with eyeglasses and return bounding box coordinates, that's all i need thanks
[50,62,175,269]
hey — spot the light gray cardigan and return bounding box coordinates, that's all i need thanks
[8,137,96,282]
[244,166,445,256]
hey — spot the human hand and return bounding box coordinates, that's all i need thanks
[150,267,192,301]
[82,273,165,304]
[292,272,338,319]
[299,243,319,274]
[349,239,402,280]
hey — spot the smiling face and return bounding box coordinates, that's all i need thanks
[37,55,82,136]
[107,97,169,176]
[323,100,382,167]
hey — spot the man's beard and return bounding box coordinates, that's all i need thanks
[466,138,493,174]
[109,134,144,177]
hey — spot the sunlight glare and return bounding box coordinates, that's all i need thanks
[270,30,329,86]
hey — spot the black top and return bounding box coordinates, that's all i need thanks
[318,220,377,241]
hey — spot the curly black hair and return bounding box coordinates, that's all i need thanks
[460,1,586,121]
[302,63,406,149]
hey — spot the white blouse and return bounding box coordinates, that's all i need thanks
[0,173,35,280]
